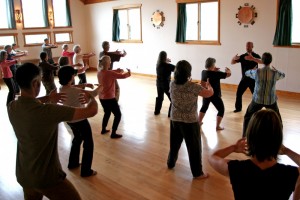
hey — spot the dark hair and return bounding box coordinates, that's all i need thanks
[156,51,167,67]
[58,56,69,66]
[174,60,192,85]
[12,43,17,47]
[4,45,11,51]
[16,63,41,89]
[40,52,47,60]
[58,66,77,85]
[246,109,282,162]
[205,57,216,69]
[44,38,49,42]
[102,41,109,48]
[262,52,272,65]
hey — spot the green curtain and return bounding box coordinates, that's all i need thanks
[42,0,49,27]
[6,0,16,29]
[66,0,72,26]
[112,9,120,42]
[176,4,187,43]
[273,0,292,46]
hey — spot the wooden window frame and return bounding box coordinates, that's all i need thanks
[53,31,73,44]
[177,0,220,45]
[113,4,143,43]
[23,32,51,47]
[0,34,18,49]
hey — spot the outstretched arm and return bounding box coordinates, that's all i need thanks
[231,54,240,64]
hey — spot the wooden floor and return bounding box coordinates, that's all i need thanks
[1,71,300,200]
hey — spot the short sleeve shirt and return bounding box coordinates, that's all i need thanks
[228,159,299,200]
[236,52,261,77]
[170,81,203,123]
[7,97,75,188]
[201,70,227,97]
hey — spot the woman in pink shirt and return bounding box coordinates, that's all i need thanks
[61,44,75,65]
[0,50,18,105]
[97,55,131,139]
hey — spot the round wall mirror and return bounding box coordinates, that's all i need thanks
[151,10,165,29]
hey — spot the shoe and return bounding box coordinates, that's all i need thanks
[110,133,123,139]
[154,111,160,115]
[233,109,241,113]
[101,129,110,134]
[81,170,97,177]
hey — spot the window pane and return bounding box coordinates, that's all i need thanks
[0,36,15,46]
[186,3,198,40]
[54,32,72,43]
[52,0,69,27]
[292,0,300,43]
[128,8,141,40]
[119,10,128,40]
[200,2,218,41]
[0,0,9,28]
[25,34,48,45]
[22,0,46,28]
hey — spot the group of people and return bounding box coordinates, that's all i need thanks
[2,39,300,200]
[155,42,300,199]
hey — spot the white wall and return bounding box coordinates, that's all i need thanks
[84,0,300,93]
[0,0,88,62]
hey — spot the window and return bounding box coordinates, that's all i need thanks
[21,0,48,28]
[0,0,16,29]
[0,34,18,48]
[23,32,50,46]
[292,0,300,44]
[185,0,219,44]
[113,4,142,42]
[51,0,72,27]
[53,31,73,44]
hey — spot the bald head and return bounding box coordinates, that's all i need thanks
[246,42,254,53]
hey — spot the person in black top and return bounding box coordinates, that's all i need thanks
[208,109,300,200]
[199,57,231,130]
[154,51,175,117]
[231,42,260,112]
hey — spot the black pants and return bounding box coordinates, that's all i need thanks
[235,77,255,110]
[3,78,16,106]
[200,96,225,117]
[154,82,171,116]
[100,98,121,132]
[78,73,87,84]
[10,65,20,93]
[167,121,203,177]
[67,119,94,176]
[243,100,281,137]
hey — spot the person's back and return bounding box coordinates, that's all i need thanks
[156,62,175,83]
[201,70,226,97]
[228,159,298,200]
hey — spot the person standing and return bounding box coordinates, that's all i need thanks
[42,38,58,65]
[231,42,260,112]
[199,57,231,130]
[73,45,95,84]
[167,60,213,179]
[7,63,98,200]
[0,50,18,105]
[62,44,75,65]
[58,66,99,177]
[97,55,131,139]
[242,52,285,136]
[38,52,58,95]
[154,51,175,116]
[99,41,127,101]
[209,109,300,200]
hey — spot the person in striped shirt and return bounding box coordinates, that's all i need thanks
[242,52,285,137]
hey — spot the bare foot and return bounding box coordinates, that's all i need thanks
[194,173,209,180]
[216,126,224,131]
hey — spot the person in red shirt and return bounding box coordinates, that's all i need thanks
[0,50,18,105]
[97,55,131,139]
[61,44,75,65]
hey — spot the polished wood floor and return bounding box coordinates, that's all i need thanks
[0,71,300,200]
